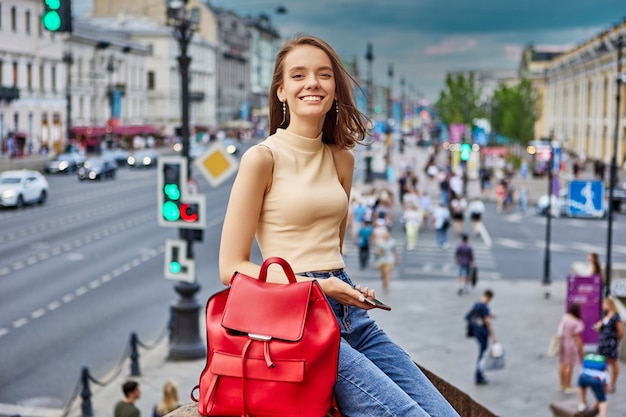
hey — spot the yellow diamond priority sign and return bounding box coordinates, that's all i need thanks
[194,141,239,188]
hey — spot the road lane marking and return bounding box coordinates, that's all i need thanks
[31,309,46,319]
[13,318,28,328]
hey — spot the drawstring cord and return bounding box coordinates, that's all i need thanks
[240,337,275,416]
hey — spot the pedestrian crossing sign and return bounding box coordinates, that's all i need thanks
[567,180,604,218]
[194,141,239,188]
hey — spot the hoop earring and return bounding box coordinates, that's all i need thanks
[281,101,286,126]
[335,100,339,126]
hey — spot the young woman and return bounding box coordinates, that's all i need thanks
[219,34,458,417]
[595,298,624,393]
[558,303,585,394]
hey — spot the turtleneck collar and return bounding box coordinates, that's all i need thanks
[274,128,323,152]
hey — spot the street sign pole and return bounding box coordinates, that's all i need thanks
[542,141,554,298]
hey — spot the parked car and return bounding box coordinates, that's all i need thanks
[77,157,117,181]
[0,169,49,208]
[45,152,85,174]
[101,149,130,167]
[127,149,158,168]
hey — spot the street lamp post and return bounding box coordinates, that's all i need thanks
[166,0,205,360]
[63,52,73,147]
[543,134,554,298]
[606,31,624,297]
[364,43,374,184]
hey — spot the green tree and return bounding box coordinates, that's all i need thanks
[435,72,484,126]
[491,78,538,145]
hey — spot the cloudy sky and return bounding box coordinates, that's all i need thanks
[75,0,624,103]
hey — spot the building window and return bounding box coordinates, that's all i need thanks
[0,60,3,85]
[11,6,16,32]
[0,3,3,30]
[12,61,18,87]
[25,10,31,35]
[51,65,56,93]
[27,63,32,90]
[147,71,155,90]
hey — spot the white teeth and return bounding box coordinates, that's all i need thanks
[301,96,322,102]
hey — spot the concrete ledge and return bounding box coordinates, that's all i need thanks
[550,398,598,417]
[166,363,497,417]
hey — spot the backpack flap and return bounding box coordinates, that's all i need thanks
[221,272,312,341]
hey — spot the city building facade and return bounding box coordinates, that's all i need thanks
[540,20,626,165]
[0,0,66,156]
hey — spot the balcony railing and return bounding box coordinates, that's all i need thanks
[0,86,20,102]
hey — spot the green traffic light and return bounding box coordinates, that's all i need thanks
[45,0,61,8]
[460,143,471,161]
[162,201,180,221]
[42,11,61,31]
[164,184,181,200]
[169,261,182,274]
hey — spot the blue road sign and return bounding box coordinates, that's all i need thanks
[568,180,604,218]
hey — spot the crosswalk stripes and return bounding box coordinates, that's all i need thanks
[342,228,501,281]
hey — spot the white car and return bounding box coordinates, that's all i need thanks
[0,170,49,208]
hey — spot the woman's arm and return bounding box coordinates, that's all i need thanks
[331,147,355,255]
[574,332,584,359]
[218,145,273,285]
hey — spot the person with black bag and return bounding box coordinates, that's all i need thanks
[218,35,459,417]
[465,290,495,385]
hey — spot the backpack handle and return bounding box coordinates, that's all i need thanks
[258,257,297,283]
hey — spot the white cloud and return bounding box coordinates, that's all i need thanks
[425,38,478,56]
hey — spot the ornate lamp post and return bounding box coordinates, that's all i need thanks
[165,0,205,360]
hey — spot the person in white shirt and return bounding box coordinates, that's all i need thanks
[432,202,451,249]
[467,198,486,237]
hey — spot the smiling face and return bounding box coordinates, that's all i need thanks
[277,44,336,135]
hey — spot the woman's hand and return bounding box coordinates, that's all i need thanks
[317,277,376,310]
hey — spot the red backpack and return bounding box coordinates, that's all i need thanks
[192,257,341,417]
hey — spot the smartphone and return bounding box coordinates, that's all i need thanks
[351,284,392,311]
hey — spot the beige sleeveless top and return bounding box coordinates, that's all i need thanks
[255,129,348,274]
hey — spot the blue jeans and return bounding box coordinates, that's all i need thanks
[578,372,606,402]
[301,269,459,417]
[436,228,447,248]
[473,326,489,383]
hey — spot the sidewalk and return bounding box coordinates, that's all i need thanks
[63,278,626,417]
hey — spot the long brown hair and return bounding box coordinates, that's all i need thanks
[268,34,369,149]
[590,252,602,276]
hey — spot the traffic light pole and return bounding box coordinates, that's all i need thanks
[167,7,205,360]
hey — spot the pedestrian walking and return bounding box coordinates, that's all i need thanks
[373,228,398,294]
[114,381,141,417]
[357,220,373,270]
[465,290,495,385]
[455,234,475,295]
[432,201,451,249]
[402,202,423,250]
[449,194,467,236]
[577,354,609,417]
[518,182,529,213]
[467,198,485,237]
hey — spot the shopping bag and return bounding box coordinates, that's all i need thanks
[471,266,478,287]
[547,334,561,357]
[484,342,505,371]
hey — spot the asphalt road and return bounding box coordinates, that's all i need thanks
[0,163,231,408]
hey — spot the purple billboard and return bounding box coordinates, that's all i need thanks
[566,273,602,344]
